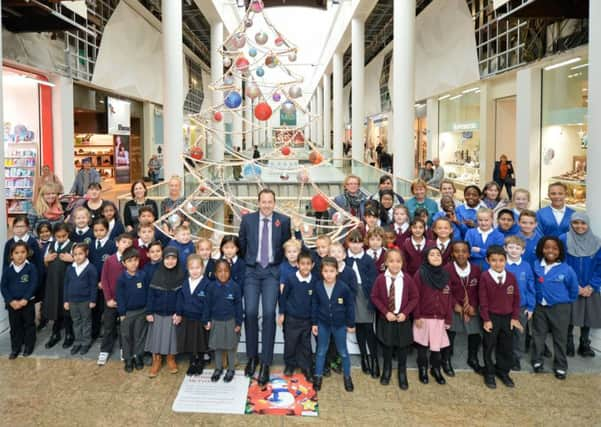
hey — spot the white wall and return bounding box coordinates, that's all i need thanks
[49,75,75,191]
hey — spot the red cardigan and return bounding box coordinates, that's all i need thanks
[444,262,481,308]
[100,254,125,302]
[400,237,433,277]
[370,273,418,318]
[413,271,453,325]
[478,271,521,322]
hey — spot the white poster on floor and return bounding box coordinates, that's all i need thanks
[172,371,249,414]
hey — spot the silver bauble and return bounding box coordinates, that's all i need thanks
[288,85,302,99]
[223,57,232,68]
[244,18,253,28]
[288,52,297,62]
[282,101,296,114]
[255,31,268,45]
[245,84,261,99]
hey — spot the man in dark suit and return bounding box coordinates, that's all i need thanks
[239,188,291,386]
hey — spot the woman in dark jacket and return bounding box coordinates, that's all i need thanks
[492,154,515,200]
[123,180,159,232]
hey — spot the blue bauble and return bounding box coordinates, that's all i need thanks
[256,67,265,77]
[224,91,242,109]
[243,163,262,177]
[249,47,258,57]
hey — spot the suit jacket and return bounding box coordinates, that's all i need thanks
[239,211,291,267]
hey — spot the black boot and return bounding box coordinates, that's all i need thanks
[566,340,575,357]
[430,367,446,385]
[343,376,354,392]
[442,358,455,377]
[245,357,259,377]
[370,356,380,379]
[186,357,197,376]
[418,365,429,384]
[258,363,270,386]
[196,355,205,375]
[360,353,370,374]
[313,375,323,391]
[398,366,408,390]
[45,333,61,349]
[578,339,595,357]
[467,356,483,375]
[380,359,392,385]
[62,334,74,349]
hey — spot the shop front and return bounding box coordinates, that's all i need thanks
[2,65,54,216]
[437,87,481,189]
[540,56,588,210]
[414,102,428,177]
[73,84,144,186]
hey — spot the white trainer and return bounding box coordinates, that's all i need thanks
[97,352,109,366]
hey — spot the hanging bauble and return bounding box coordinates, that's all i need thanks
[255,31,268,45]
[244,18,253,28]
[223,74,234,85]
[332,212,344,225]
[223,57,232,68]
[224,91,242,109]
[213,111,223,122]
[245,84,261,99]
[288,85,302,99]
[190,146,204,160]
[294,131,305,143]
[184,201,196,214]
[275,36,284,46]
[281,101,296,114]
[309,150,323,164]
[280,172,289,181]
[235,57,250,72]
[227,32,246,50]
[168,213,181,228]
[256,66,265,77]
[243,162,261,178]
[251,1,264,13]
[248,47,258,57]
[272,92,281,102]
[297,169,309,183]
[254,102,272,121]
[288,52,297,62]
[281,145,291,156]
[265,55,278,68]
[311,194,329,212]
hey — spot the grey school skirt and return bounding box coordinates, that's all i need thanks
[209,318,240,351]
[571,293,601,328]
[145,314,178,354]
[450,311,482,335]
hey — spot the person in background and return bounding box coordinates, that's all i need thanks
[437,179,461,210]
[160,176,184,217]
[252,145,261,159]
[77,183,108,223]
[331,175,368,218]
[148,154,162,185]
[70,158,101,197]
[418,160,434,183]
[427,158,445,188]
[233,147,243,180]
[123,180,159,233]
[493,154,515,200]
[405,179,438,224]
[369,175,405,206]
[34,164,64,201]
[482,181,509,221]
[511,188,531,219]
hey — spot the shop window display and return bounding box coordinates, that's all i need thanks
[74,134,115,180]
[438,89,481,189]
[540,57,588,210]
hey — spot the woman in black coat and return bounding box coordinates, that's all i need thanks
[492,154,515,199]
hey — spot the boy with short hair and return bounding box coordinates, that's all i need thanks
[134,223,155,267]
[116,247,148,373]
[278,251,315,380]
[536,182,575,237]
[479,245,522,389]
[496,209,519,238]
[138,206,170,246]
[167,224,195,268]
[97,233,133,365]
[504,236,535,371]
[517,210,542,266]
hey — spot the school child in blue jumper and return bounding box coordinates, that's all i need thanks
[196,238,216,280]
[279,238,301,286]
[516,210,542,266]
[531,237,579,380]
[346,229,379,378]
[63,243,98,355]
[1,242,39,359]
[2,215,43,271]
[455,185,484,238]
[465,208,504,271]
[278,251,315,380]
[536,182,575,237]
[504,236,535,371]
[312,256,356,392]
[205,259,243,383]
[70,207,93,245]
[117,247,149,373]
[176,254,211,376]
[102,202,125,242]
[89,217,117,339]
[220,235,246,292]
[559,213,601,358]
[496,209,519,238]
[142,241,163,280]
[167,224,195,268]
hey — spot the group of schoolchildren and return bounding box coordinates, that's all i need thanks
[1,179,599,393]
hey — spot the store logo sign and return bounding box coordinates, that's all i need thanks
[453,122,478,131]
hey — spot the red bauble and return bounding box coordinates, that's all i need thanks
[281,146,291,156]
[235,57,250,71]
[190,147,204,160]
[311,194,329,212]
[308,150,323,164]
[213,111,223,122]
[254,102,272,121]
[294,132,305,142]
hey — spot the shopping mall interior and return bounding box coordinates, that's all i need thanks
[1,0,600,424]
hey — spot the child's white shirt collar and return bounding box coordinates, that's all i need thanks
[13,233,30,243]
[73,259,90,276]
[296,271,312,283]
[11,260,29,273]
[507,257,522,266]
[453,262,471,278]
[488,269,506,284]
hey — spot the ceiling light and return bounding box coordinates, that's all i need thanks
[449,94,463,100]
[570,63,588,70]
[544,57,582,71]
[462,87,479,94]
[438,94,451,101]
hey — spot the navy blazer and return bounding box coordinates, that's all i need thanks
[239,211,291,267]
[311,279,355,328]
[345,254,377,310]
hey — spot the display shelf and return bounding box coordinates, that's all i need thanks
[4,156,35,159]
[550,176,586,185]
[74,144,114,148]
[7,141,38,145]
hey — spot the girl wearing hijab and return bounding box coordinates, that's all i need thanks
[146,246,185,378]
[412,247,453,385]
[560,213,601,358]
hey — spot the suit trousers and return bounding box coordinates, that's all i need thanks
[532,303,571,371]
[483,313,513,376]
[244,264,279,364]
[70,302,92,347]
[8,303,36,353]
[120,309,148,360]
[283,315,312,369]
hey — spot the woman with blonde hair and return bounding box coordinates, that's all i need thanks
[27,182,64,235]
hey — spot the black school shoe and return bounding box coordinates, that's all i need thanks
[284,365,294,376]
[442,360,455,377]
[223,370,235,383]
[484,375,496,389]
[467,357,484,375]
[70,345,81,355]
[124,360,134,373]
[430,368,446,385]
[578,342,596,358]
[418,366,429,384]
[63,335,74,349]
[22,348,33,357]
[211,369,223,382]
[301,368,313,382]
[186,361,197,376]
[532,363,544,373]
[134,355,144,370]
[313,376,323,391]
[80,345,91,355]
[512,358,521,372]
[8,351,19,360]
[497,373,515,388]
[45,333,61,349]
[343,376,354,392]
[554,369,567,380]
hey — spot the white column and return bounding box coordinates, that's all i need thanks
[49,75,75,189]
[323,73,331,149]
[515,66,542,207]
[210,20,224,162]
[333,51,344,164]
[426,97,438,161]
[162,0,184,178]
[478,82,490,185]
[142,102,155,179]
[392,0,416,180]
[0,6,6,329]
[317,83,323,146]
[232,77,243,150]
[244,96,253,150]
[587,0,601,234]
[351,17,365,162]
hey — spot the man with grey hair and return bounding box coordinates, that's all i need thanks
[427,157,445,188]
